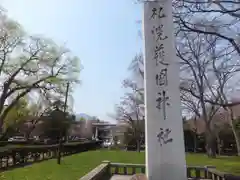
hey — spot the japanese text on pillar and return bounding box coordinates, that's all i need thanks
[150,5,173,146]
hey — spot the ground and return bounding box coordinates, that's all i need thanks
[0,150,239,180]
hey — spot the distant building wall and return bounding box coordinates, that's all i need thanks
[68,120,93,139]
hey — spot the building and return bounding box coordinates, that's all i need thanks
[68,120,94,139]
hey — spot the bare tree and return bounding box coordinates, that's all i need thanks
[114,54,144,152]
[23,98,54,139]
[174,0,240,53]
[181,92,202,152]
[115,82,144,152]
[177,27,227,157]
[175,0,240,156]
[210,57,240,155]
[179,29,240,156]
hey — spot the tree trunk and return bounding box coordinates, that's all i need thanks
[205,129,217,158]
[198,92,216,157]
[136,139,140,153]
[192,131,197,153]
[0,131,8,140]
[25,132,30,140]
[228,108,240,156]
[216,134,222,156]
[135,129,140,153]
[25,127,34,140]
[230,121,240,156]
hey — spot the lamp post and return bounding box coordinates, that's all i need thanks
[57,82,70,165]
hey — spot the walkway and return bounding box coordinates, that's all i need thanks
[110,175,132,180]
[109,176,211,180]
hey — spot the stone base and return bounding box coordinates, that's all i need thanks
[110,175,211,180]
[110,175,132,180]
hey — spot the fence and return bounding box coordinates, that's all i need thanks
[80,161,240,180]
[0,140,102,171]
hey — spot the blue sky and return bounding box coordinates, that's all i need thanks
[1,0,142,122]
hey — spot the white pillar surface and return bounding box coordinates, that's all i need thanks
[143,1,187,180]
[95,127,98,140]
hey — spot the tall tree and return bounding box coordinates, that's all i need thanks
[23,98,54,139]
[114,54,144,152]
[1,97,30,139]
[175,0,240,156]
[0,11,81,133]
[177,23,240,156]
[41,101,74,140]
[135,0,240,156]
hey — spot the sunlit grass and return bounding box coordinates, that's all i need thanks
[0,150,239,180]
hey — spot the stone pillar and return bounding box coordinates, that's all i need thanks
[95,127,98,140]
[143,1,187,180]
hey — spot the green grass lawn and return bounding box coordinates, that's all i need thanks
[0,150,239,180]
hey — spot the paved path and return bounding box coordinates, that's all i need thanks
[110,175,132,180]
[109,176,210,180]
